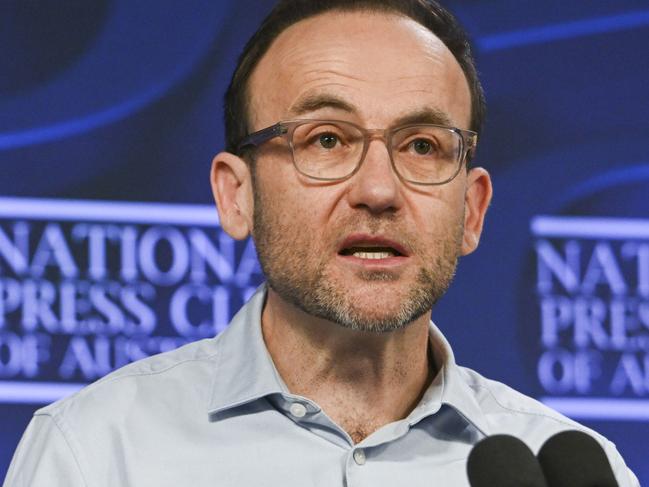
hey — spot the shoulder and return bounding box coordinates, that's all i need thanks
[8,337,224,486]
[459,367,639,487]
[453,365,623,457]
[457,365,598,439]
[455,366,639,486]
[36,336,222,422]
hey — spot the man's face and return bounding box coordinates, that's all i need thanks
[245,10,481,332]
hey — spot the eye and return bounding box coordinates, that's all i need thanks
[318,133,339,149]
[410,138,435,155]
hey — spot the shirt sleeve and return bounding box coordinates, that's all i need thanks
[604,439,640,487]
[3,414,87,487]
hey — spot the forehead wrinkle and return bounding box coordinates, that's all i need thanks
[277,38,364,72]
[295,72,367,91]
[300,67,366,83]
[281,57,368,86]
[394,72,444,82]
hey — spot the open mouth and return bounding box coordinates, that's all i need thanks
[339,246,402,259]
[337,235,408,261]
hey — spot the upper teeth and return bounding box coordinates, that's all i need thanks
[353,251,393,259]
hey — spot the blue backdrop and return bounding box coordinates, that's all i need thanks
[1,0,648,482]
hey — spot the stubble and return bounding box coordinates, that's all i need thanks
[251,180,464,333]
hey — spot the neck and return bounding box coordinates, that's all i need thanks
[261,287,435,443]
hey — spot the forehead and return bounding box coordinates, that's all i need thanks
[247,9,471,130]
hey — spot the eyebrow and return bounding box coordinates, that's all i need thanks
[288,93,356,117]
[287,93,456,128]
[392,107,455,128]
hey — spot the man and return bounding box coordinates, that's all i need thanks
[3,1,639,486]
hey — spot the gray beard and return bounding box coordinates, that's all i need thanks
[251,181,463,333]
[277,264,456,333]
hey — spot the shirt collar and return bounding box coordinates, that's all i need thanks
[430,321,491,436]
[207,284,287,416]
[411,320,492,437]
[207,284,492,437]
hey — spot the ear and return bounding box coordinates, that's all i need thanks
[210,152,254,240]
[461,167,493,255]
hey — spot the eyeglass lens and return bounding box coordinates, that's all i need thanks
[290,121,462,184]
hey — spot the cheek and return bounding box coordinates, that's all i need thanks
[407,186,464,223]
[260,166,341,223]
[256,178,334,238]
[287,189,339,239]
[404,188,467,248]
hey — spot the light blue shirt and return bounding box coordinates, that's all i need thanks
[4,285,639,486]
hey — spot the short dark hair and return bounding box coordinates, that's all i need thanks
[223,0,485,156]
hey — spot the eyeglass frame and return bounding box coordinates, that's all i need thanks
[235,119,478,186]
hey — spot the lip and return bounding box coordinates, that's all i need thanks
[337,233,410,257]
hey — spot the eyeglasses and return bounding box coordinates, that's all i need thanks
[236,119,477,185]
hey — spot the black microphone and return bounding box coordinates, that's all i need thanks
[467,434,549,487]
[537,430,619,487]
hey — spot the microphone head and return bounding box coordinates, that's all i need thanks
[467,435,549,487]
[537,430,619,487]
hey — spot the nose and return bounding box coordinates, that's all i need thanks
[345,138,404,214]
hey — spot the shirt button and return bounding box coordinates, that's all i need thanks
[289,402,307,418]
[353,448,366,466]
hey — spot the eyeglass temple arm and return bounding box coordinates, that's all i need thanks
[236,123,288,153]
[463,131,478,161]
